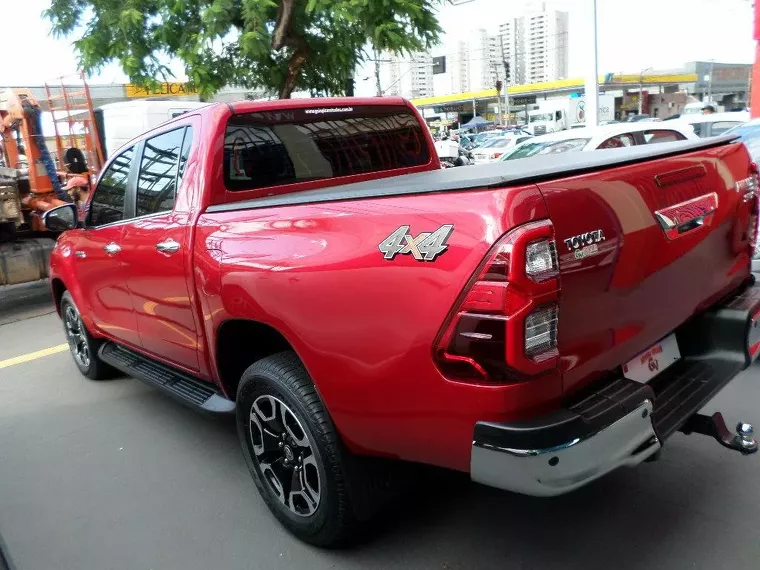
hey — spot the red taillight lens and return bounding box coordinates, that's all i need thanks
[492,152,503,159]
[434,220,561,382]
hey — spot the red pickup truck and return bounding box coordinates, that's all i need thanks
[45,97,760,547]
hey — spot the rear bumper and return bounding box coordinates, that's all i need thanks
[471,281,760,497]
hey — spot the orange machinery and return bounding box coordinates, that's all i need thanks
[0,73,104,285]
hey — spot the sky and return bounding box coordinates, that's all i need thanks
[4,0,757,90]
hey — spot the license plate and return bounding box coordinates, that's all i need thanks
[622,333,681,384]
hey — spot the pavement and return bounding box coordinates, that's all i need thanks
[2,283,760,570]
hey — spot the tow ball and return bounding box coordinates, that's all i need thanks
[679,412,759,455]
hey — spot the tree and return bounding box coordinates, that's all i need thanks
[44,0,444,99]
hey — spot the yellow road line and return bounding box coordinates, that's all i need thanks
[0,344,69,370]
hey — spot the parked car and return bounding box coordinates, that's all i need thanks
[472,134,532,163]
[675,111,750,138]
[500,122,698,161]
[47,97,760,548]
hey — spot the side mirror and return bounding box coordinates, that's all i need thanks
[43,203,78,231]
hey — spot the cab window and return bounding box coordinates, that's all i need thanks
[89,147,134,227]
[135,127,191,217]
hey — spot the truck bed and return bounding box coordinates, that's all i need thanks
[207,134,740,212]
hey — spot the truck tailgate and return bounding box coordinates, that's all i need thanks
[536,141,757,395]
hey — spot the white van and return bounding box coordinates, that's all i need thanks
[96,100,210,158]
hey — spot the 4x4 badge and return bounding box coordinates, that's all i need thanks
[379,225,454,262]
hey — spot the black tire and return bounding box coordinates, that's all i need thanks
[60,291,114,380]
[236,351,359,547]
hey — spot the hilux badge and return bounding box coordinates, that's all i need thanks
[563,229,605,256]
[379,224,454,261]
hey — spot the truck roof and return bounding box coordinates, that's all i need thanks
[207,134,740,213]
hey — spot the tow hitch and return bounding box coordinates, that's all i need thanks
[679,412,758,455]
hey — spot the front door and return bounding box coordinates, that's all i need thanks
[73,146,141,347]
[120,126,201,372]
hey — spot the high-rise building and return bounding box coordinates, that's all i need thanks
[498,3,569,86]
[382,52,434,99]
[519,6,569,84]
[467,29,501,92]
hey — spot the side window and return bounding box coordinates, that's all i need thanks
[690,123,704,137]
[643,130,687,144]
[135,128,187,217]
[710,121,741,136]
[89,147,134,227]
[597,134,635,149]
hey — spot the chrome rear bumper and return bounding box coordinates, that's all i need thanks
[471,400,660,497]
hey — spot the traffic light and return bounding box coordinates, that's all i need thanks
[504,62,511,84]
[496,80,503,92]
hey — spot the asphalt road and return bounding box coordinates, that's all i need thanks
[2,283,760,570]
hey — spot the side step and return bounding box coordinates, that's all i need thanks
[99,342,235,414]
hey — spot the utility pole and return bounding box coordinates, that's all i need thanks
[637,67,652,115]
[584,0,599,127]
[499,34,511,126]
[374,49,382,96]
[707,60,715,103]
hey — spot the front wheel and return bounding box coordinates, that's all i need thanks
[60,291,114,380]
[236,352,359,547]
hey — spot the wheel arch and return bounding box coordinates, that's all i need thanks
[215,318,302,400]
[51,277,67,316]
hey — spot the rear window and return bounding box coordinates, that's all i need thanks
[643,129,686,144]
[224,106,430,191]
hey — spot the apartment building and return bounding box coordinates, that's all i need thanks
[383,52,434,99]
[498,4,569,85]
[520,7,569,84]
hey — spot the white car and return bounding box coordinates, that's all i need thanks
[673,111,750,138]
[472,135,533,163]
[500,122,698,161]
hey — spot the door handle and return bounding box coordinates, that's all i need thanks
[156,238,180,254]
[103,242,121,255]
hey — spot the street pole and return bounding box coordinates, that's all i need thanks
[374,49,382,96]
[707,60,714,103]
[638,74,643,115]
[499,34,511,126]
[584,0,600,127]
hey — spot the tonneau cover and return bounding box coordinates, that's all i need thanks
[207,134,740,212]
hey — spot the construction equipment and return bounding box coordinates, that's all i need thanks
[0,73,103,286]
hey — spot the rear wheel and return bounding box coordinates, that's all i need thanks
[236,352,359,547]
[60,291,114,380]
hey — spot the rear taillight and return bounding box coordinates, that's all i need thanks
[742,162,760,255]
[492,152,503,159]
[434,220,561,382]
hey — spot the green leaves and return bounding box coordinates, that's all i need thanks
[44,0,444,98]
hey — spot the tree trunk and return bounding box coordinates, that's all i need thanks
[279,45,309,98]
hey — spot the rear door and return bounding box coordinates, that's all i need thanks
[120,125,201,372]
[538,141,754,395]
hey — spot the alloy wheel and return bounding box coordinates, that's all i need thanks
[249,394,321,517]
[64,305,90,369]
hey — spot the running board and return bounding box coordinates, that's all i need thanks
[99,342,235,414]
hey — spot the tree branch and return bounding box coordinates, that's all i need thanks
[272,0,296,50]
